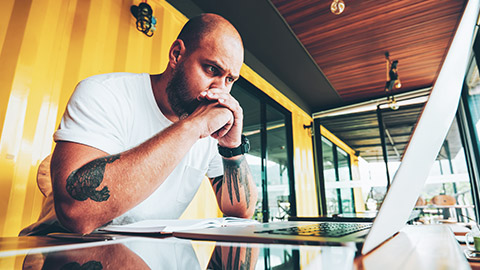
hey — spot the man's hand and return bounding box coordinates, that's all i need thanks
[198,89,243,148]
[187,101,234,139]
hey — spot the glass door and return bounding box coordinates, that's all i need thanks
[231,78,294,222]
[266,104,290,221]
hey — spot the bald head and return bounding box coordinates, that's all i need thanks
[177,13,243,54]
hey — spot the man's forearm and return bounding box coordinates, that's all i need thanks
[217,156,258,218]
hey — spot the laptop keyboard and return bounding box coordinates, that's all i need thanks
[256,222,372,237]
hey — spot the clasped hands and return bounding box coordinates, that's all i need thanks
[189,89,243,149]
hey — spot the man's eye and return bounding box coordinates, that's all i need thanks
[207,65,218,74]
[226,77,234,83]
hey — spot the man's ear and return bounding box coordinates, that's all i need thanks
[168,39,186,69]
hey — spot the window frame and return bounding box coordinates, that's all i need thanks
[313,130,356,216]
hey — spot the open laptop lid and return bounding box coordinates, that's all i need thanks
[361,0,479,255]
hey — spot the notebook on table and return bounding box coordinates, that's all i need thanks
[100,217,259,235]
[173,1,477,255]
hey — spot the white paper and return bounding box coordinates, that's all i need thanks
[100,217,259,234]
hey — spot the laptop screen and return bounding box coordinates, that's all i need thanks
[361,0,479,254]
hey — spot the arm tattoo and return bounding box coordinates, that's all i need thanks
[233,246,240,268]
[223,156,252,209]
[241,248,253,270]
[66,155,120,202]
[211,246,223,269]
[227,246,233,268]
[209,246,253,270]
[60,261,102,270]
[212,175,223,195]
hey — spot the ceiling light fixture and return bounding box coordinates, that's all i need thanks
[385,52,401,110]
[330,0,345,15]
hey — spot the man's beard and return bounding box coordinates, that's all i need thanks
[166,63,200,118]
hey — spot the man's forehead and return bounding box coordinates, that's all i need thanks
[198,33,244,74]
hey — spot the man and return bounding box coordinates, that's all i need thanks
[21,13,257,235]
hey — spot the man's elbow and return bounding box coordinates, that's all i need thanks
[54,201,99,234]
[222,198,257,219]
[240,207,255,219]
[222,208,254,219]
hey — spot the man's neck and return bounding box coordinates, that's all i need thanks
[150,73,180,122]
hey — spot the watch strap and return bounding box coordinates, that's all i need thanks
[218,135,250,158]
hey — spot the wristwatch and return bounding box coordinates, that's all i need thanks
[218,135,250,158]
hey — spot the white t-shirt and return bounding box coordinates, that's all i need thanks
[124,238,201,270]
[20,72,223,235]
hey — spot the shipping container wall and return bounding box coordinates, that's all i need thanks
[0,0,318,238]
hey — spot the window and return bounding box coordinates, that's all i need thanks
[456,56,480,222]
[320,136,355,216]
[413,116,476,223]
[314,91,477,223]
[231,78,295,222]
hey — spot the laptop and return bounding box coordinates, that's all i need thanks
[174,3,476,254]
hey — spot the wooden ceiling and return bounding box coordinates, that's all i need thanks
[271,0,467,105]
[166,0,470,162]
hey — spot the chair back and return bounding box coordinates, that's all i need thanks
[431,194,456,206]
[415,196,426,206]
[37,155,52,197]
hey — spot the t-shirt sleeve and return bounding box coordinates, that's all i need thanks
[53,79,126,154]
[206,141,224,178]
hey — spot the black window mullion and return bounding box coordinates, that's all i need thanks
[285,112,297,217]
[313,119,327,216]
[333,145,343,214]
[260,102,269,223]
[347,155,356,213]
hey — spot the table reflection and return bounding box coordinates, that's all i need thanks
[18,236,356,269]
[24,242,150,269]
[208,244,259,270]
[22,238,259,270]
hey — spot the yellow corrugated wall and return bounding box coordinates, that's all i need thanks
[0,0,319,240]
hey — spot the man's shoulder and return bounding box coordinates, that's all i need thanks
[72,72,150,100]
[81,72,148,85]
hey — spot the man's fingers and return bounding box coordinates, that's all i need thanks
[198,90,219,100]
[211,122,232,138]
[199,90,233,103]
[200,104,234,136]
[195,91,243,146]
[199,91,242,122]
[218,98,242,117]
[209,107,234,139]
[218,120,233,137]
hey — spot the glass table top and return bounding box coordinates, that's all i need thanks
[0,235,356,269]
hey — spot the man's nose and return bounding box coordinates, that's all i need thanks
[209,77,229,92]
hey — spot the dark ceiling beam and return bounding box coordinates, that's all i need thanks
[322,126,379,133]
[384,123,419,129]
[340,133,412,141]
[352,142,409,148]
